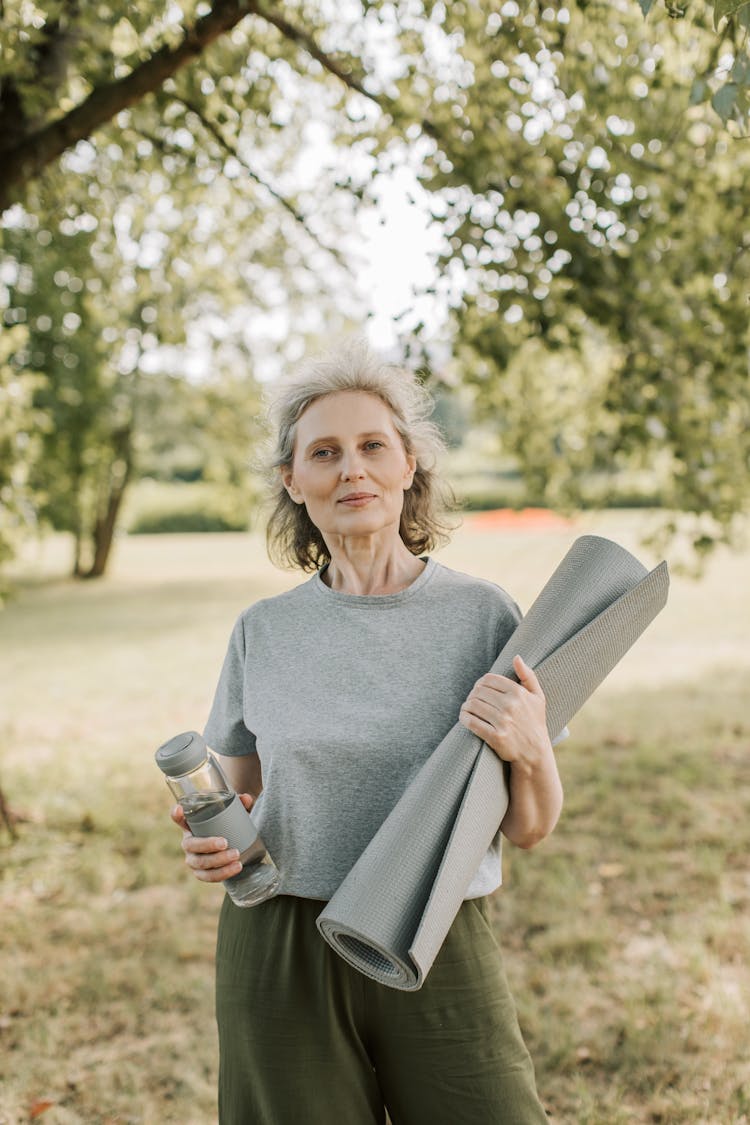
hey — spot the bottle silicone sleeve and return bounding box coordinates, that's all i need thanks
[184,794,260,853]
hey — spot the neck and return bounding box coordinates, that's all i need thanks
[322,535,425,596]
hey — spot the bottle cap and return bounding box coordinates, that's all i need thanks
[155,730,209,777]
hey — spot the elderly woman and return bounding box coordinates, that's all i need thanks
[171,340,563,1124]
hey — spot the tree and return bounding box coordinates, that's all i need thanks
[2,0,382,576]
[0,0,382,214]
[369,0,750,551]
[1,143,355,575]
[2,1,748,570]
[1,2,749,215]
[0,323,44,597]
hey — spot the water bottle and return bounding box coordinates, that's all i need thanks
[155,730,279,907]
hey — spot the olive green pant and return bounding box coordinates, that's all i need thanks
[215,894,548,1124]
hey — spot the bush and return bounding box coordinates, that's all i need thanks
[128,508,249,534]
[449,470,526,512]
[125,481,251,534]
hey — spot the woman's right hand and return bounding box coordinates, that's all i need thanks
[170,793,255,883]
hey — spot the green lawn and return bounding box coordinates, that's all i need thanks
[1,514,748,1124]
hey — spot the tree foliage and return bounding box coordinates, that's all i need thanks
[0,323,44,597]
[1,2,365,576]
[1,0,748,578]
[376,0,750,553]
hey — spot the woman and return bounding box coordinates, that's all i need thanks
[171,339,564,1124]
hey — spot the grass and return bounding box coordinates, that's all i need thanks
[1,513,749,1124]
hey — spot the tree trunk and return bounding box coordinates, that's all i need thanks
[82,473,130,579]
[77,425,133,580]
[72,515,84,578]
[0,782,18,841]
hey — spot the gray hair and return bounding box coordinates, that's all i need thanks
[261,338,458,571]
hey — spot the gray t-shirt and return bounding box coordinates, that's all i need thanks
[204,557,533,900]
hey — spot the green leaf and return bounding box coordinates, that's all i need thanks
[712,0,750,30]
[711,82,739,121]
[689,78,707,104]
[731,54,750,83]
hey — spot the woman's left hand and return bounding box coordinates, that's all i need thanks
[459,654,552,776]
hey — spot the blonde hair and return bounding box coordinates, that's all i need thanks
[262,338,458,571]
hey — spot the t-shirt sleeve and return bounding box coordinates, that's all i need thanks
[493,589,523,651]
[202,614,258,757]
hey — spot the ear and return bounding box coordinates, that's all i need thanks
[280,465,304,505]
[403,452,417,490]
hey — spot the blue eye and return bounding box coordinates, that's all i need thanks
[312,448,334,459]
[365,441,384,451]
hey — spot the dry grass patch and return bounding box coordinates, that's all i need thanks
[2,520,749,1123]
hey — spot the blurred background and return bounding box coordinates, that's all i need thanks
[1,1,749,1122]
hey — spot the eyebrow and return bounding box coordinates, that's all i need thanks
[302,431,391,453]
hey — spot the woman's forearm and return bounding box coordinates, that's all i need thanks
[217,751,263,798]
[500,742,563,849]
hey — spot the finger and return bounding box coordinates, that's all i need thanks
[460,701,510,736]
[461,697,508,728]
[513,654,543,696]
[191,858,244,883]
[475,673,516,692]
[182,834,231,855]
[468,682,520,709]
[171,804,189,831]
[238,793,255,810]
[187,847,242,873]
[459,708,488,735]
[460,709,508,749]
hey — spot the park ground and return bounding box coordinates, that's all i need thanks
[0,511,749,1124]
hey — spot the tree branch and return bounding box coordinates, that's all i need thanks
[0,0,442,215]
[0,0,80,153]
[175,95,348,267]
[257,4,443,146]
[0,0,258,212]
[253,3,375,100]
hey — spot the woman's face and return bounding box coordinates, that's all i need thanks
[281,390,417,545]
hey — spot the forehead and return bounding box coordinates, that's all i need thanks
[295,390,397,437]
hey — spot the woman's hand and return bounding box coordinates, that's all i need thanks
[459,654,552,776]
[170,793,255,883]
[460,655,563,848]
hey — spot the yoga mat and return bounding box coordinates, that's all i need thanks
[317,535,669,990]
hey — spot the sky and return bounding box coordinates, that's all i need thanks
[353,166,445,351]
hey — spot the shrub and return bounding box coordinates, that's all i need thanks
[128,508,249,534]
[126,482,250,534]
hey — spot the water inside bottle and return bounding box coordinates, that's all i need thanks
[180,791,234,823]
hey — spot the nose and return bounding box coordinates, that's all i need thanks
[340,450,366,481]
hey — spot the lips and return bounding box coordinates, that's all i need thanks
[338,493,377,505]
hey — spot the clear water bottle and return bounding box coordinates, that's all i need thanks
[155,730,279,907]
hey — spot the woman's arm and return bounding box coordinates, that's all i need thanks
[497,737,563,849]
[217,750,263,799]
[459,654,563,849]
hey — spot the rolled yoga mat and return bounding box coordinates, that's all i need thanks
[317,534,670,991]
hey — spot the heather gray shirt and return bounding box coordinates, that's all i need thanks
[203,557,554,900]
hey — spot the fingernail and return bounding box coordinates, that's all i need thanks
[218,838,228,849]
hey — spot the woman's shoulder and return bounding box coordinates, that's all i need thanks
[429,560,522,622]
[233,573,318,628]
